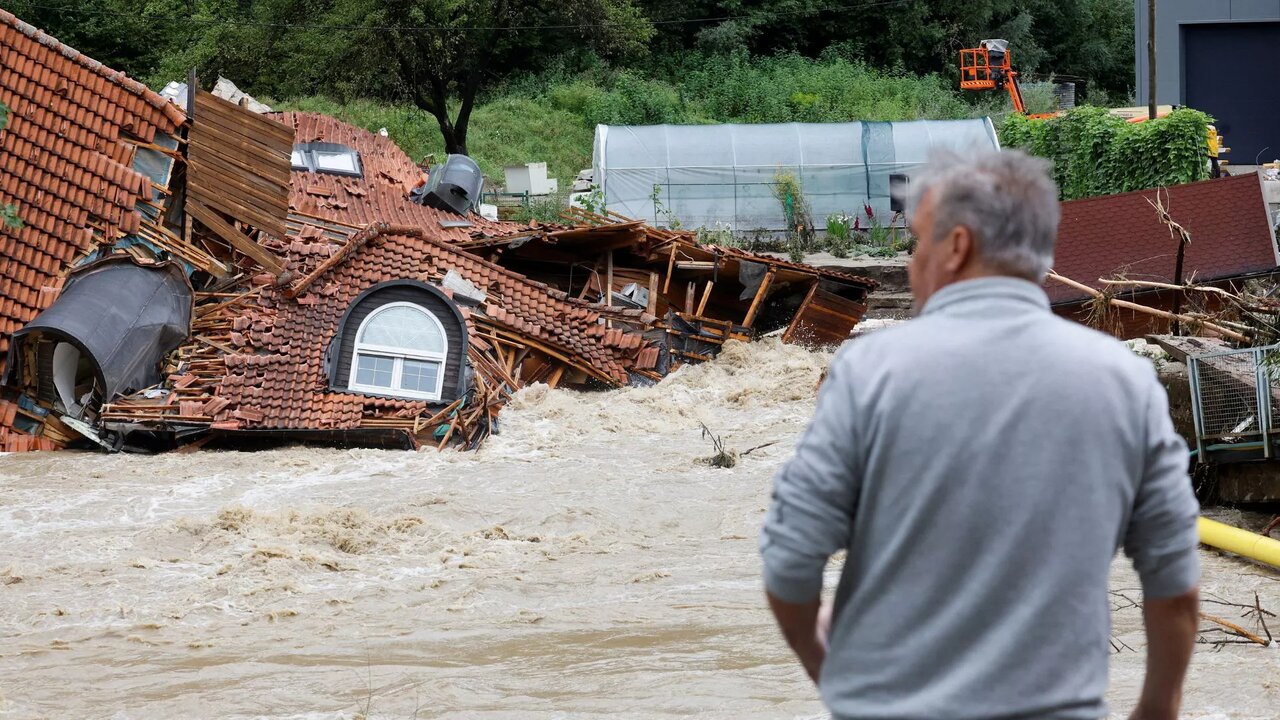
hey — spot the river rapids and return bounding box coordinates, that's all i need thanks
[1,338,1277,719]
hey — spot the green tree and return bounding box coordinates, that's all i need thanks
[635,0,1134,103]
[157,0,652,155]
[5,0,184,82]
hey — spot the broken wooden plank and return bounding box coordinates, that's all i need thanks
[743,268,776,327]
[187,199,285,275]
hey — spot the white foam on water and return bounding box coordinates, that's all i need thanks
[0,337,1276,718]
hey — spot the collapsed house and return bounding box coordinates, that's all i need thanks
[460,213,881,359]
[0,12,876,452]
[1047,173,1279,338]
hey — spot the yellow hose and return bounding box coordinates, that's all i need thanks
[1198,517,1280,568]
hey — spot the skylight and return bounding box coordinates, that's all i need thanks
[291,142,363,177]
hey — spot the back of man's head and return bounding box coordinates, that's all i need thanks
[907,148,1060,282]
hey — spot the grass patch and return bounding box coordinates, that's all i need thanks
[273,96,593,189]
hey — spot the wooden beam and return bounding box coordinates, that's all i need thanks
[647,271,659,316]
[663,243,677,294]
[187,199,285,275]
[547,364,567,389]
[606,251,614,303]
[782,281,820,344]
[696,281,714,317]
[685,282,695,315]
[743,269,776,327]
[1046,271,1248,342]
[605,250,614,329]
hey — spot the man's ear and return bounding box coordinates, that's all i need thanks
[942,226,975,274]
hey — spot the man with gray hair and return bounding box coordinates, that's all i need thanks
[761,149,1200,720]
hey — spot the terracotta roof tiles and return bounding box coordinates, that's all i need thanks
[0,10,184,356]
[196,113,648,430]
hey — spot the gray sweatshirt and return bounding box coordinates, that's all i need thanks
[760,277,1200,720]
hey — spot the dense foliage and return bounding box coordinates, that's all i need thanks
[8,0,1133,156]
[274,56,1061,185]
[1000,107,1214,200]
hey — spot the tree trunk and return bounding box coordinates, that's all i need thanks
[449,73,480,158]
[439,119,465,155]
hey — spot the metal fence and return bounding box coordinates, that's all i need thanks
[1188,343,1280,460]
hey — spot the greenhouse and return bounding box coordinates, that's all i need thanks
[591,119,1001,231]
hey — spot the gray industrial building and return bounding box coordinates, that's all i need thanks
[1135,1,1280,163]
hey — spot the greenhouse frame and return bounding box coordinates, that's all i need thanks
[591,119,1001,232]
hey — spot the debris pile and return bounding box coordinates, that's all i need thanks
[0,13,879,454]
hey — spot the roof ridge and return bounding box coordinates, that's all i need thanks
[1060,174,1256,210]
[0,9,186,130]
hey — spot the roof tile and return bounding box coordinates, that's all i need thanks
[0,11,183,357]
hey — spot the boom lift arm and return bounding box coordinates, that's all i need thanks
[959,39,1026,114]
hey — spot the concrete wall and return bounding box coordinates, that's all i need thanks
[1134,0,1280,105]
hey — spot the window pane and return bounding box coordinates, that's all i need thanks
[400,359,441,393]
[290,149,307,169]
[358,305,446,354]
[315,151,358,173]
[355,354,394,388]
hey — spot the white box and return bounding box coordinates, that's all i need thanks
[504,162,558,196]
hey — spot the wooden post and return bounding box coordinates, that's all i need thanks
[547,364,567,389]
[647,271,659,316]
[685,282,695,315]
[696,280,714,317]
[663,243,677,293]
[605,250,614,307]
[1147,0,1157,120]
[782,282,820,344]
[605,251,614,329]
[743,269,776,327]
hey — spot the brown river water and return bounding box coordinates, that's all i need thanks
[1,338,1277,719]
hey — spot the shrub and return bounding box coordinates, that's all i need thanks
[0,103,19,229]
[1000,106,1213,200]
[509,192,568,224]
[773,170,816,261]
[825,213,852,258]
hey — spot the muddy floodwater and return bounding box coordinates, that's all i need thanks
[2,339,1278,719]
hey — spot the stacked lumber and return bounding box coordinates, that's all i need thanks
[99,289,248,424]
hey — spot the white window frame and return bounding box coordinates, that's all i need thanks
[314,150,360,174]
[347,302,448,401]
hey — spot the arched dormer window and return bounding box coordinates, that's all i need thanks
[348,302,448,401]
[328,280,469,404]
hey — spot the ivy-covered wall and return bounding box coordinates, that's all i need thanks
[999,106,1213,200]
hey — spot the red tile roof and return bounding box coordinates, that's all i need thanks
[1048,174,1277,304]
[0,9,185,355]
[200,114,651,430]
[271,112,514,239]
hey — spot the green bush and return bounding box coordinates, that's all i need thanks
[1001,106,1212,200]
[681,51,973,124]
[509,193,569,224]
[0,103,19,229]
[825,214,851,257]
